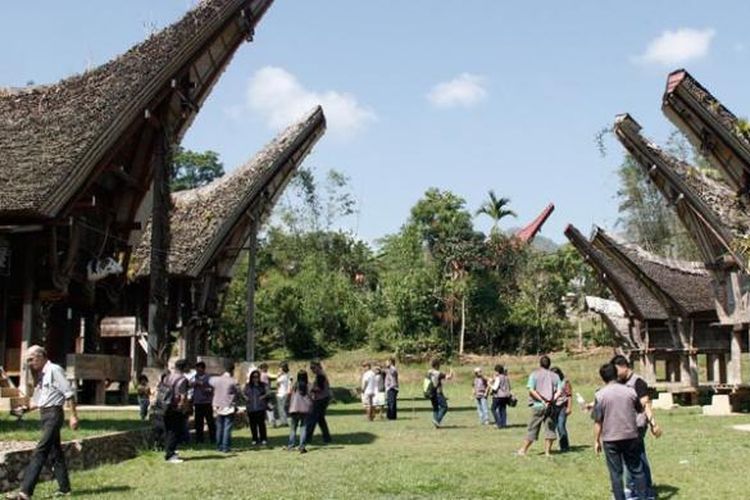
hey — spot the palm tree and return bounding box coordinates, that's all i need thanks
[476,190,516,234]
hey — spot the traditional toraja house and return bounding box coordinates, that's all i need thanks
[122,107,326,372]
[662,69,750,199]
[0,0,274,399]
[614,113,750,385]
[565,224,728,391]
[514,203,555,244]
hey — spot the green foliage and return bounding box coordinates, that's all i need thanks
[475,190,516,234]
[170,147,224,192]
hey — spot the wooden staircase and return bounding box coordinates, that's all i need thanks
[0,367,28,412]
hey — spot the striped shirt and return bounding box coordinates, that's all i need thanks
[32,361,74,408]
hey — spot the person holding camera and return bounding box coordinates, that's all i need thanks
[6,346,78,499]
[517,355,561,457]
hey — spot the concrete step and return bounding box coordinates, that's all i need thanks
[0,396,28,411]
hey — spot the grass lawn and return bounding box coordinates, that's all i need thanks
[18,350,750,499]
[0,411,145,442]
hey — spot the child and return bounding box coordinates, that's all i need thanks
[287,370,312,453]
[244,369,270,445]
[136,374,151,421]
[473,368,490,425]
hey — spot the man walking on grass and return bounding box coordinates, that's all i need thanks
[611,355,660,500]
[192,361,215,445]
[6,346,78,499]
[427,359,453,428]
[593,363,648,500]
[163,359,189,463]
[517,355,561,456]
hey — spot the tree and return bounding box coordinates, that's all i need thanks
[476,191,516,234]
[170,147,224,192]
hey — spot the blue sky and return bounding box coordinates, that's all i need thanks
[2,1,750,246]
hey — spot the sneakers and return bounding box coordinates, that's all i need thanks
[166,455,184,464]
[431,419,441,428]
[261,440,268,446]
[299,447,308,454]
[53,491,72,497]
[251,441,258,446]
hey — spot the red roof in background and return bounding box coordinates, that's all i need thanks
[515,203,555,243]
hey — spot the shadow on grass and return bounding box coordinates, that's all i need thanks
[73,485,133,496]
[329,405,476,416]
[655,484,679,499]
[229,431,377,450]
[184,454,231,461]
[562,444,591,453]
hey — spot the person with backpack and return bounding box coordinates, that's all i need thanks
[161,359,190,463]
[490,364,512,429]
[472,368,491,425]
[244,368,271,445]
[517,355,562,457]
[551,367,573,452]
[288,369,312,453]
[425,359,453,428]
[210,361,238,453]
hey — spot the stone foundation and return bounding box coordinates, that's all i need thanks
[0,429,150,493]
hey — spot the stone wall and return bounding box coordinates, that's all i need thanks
[0,429,150,493]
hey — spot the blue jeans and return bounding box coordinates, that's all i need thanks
[215,413,234,452]
[603,438,647,500]
[492,397,508,428]
[430,393,448,424]
[625,427,655,499]
[289,414,308,448]
[138,397,150,421]
[476,397,489,424]
[557,408,570,451]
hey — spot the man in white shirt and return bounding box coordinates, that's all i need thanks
[361,362,377,421]
[7,345,78,499]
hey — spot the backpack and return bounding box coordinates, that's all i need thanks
[423,373,436,399]
[152,376,184,416]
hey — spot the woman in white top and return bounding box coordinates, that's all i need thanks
[276,362,291,427]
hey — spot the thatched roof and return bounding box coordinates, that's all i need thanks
[663,69,750,192]
[592,228,715,316]
[515,203,554,243]
[0,0,273,220]
[614,114,749,269]
[564,225,667,320]
[584,296,635,349]
[133,107,326,279]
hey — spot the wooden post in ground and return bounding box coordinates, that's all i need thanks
[148,127,172,368]
[640,352,657,385]
[729,326,743,385]
[245,217,259,363]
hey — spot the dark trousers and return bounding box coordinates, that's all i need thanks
[193,403,216,444]
[164,409,187,460]
[386,389,398,420]
[603,438,648,500]
[305,398,332,444]
[247,410,267,443]
[21,407,70,496]
[430,393,448,424]
[492,397,508,428]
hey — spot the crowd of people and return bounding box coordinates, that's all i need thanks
[138,358,333,463]
[7,348,662,500]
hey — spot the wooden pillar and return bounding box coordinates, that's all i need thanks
[719,354,728,384]
[707,354,717,383]
[19,245,37,395]
[729,327,743,385]
[687,353,699,387]
[245,217,259,363]
[640,353,657,385]
[148,127,172,368]
[666,358,681,383]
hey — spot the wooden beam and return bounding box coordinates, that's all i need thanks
[245,217,259,362]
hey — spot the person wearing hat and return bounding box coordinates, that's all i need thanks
[7,345,78,499]
[472,367,490,425]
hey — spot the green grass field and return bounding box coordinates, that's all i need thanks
[16,350,750,499]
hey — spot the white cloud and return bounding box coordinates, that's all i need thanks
[635,28,715,66]
[427,73,488,108]
[246,66,376,138]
